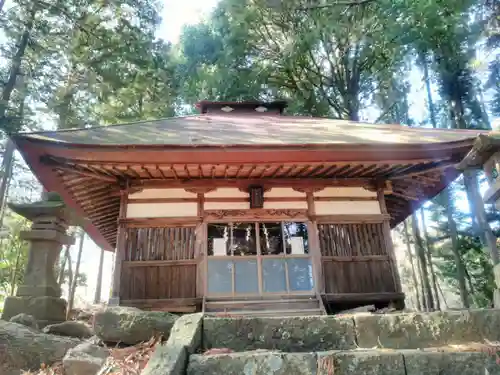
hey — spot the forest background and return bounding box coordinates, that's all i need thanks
[0,0,499,311]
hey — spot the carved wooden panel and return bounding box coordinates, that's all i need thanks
[204,209,308,221]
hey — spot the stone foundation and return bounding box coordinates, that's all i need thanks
[203,309,500,352]
[2,296,67,327]
[188,349,500,375]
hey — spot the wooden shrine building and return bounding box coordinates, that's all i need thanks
[10,100,488,315]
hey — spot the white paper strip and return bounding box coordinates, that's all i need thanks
[290,236,305,254]
[213,238,227,256]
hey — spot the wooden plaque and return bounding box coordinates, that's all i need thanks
[249,185,264,209]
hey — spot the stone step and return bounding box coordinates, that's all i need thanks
[205,298,321,312]
[187,348,500,375]
[202,309,500,353]
[206,308,324,317]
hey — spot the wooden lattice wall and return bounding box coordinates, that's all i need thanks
[120,227,197,302]
[318,223,398,295]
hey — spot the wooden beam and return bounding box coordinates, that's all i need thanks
[389,162,455,180]
[41,157,119,183]
[204,208,308,222]
[124,196,380,204]
[122,259,197,267]
[307,190,324,294]
[131,177,375,190]
[390,191,419,201]
[323,292,405,303]
[315,214,390,224]
[378,186,402,293]
[322,255,390,262]
[120,217,201,228]
[110,188,128,304]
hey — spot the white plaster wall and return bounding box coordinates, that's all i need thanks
[264,188,306,198]
[128,188,197,199]
[204,202,250,210]
[205,188,247,198]
[263,201,308,209]
[126,202,198,218]
[314,201,381,215]
[314,187,376,198]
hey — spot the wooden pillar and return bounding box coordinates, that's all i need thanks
[306,190,323,294]
[195,193,205,298]
[109,189,128,305]
[377,185,402,293]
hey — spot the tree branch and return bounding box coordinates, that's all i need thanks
[296,0,376,10]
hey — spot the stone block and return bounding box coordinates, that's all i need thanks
[62,342,108,375]
[168,313,203,353]
[0,320,81,373]
[317,350,405,375]
[355,309,500,349]
[403,350,500,375]
[17,284,61,298]
[187,351,317,375]
[203,315,356,352]
[93,306,177,345]
[1,295,66,325]
[9,313,38,330]
[141,344,187,375]
[494,264,500,287]
[141,313,203,375]
[494,290,500,308]
[43,321,93,339]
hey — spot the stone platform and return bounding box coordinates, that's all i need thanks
[141,309,500,375]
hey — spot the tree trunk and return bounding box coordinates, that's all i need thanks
[464,266,480,307]
[463,169,499,265]
[444,187,470,307]
[420,207,441,310]
[420,52,438,129]
[436,278,449,309]
[0,6,36,124]
[9,244,23,296]
[411,212,434,310]
[94,248,105,304]
[403,220,422,310]
[67,229,84,317]
[58,243,71,286]
[0,140,15,230]
[416,245,428,310]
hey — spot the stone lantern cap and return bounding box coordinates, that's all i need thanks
[8,192,81,225]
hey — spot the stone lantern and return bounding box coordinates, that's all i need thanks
[1,192,75,327]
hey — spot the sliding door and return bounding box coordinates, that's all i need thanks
[207,221,314,296]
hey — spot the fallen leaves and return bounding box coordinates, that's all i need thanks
[22,335,163,375]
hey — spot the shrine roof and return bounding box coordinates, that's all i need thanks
[13,114,487,147]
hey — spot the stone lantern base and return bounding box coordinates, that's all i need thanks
[2,296,67,328]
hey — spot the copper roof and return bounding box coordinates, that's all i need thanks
[17,114,485,146]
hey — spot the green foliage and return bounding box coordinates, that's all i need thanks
[0,213,30,297]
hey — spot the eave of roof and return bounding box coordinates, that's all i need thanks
[457,134,500,170]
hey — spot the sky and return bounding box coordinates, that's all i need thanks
[74,0,220,306]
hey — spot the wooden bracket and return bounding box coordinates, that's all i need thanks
[292,186,325,194]
[184,187,216,194]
